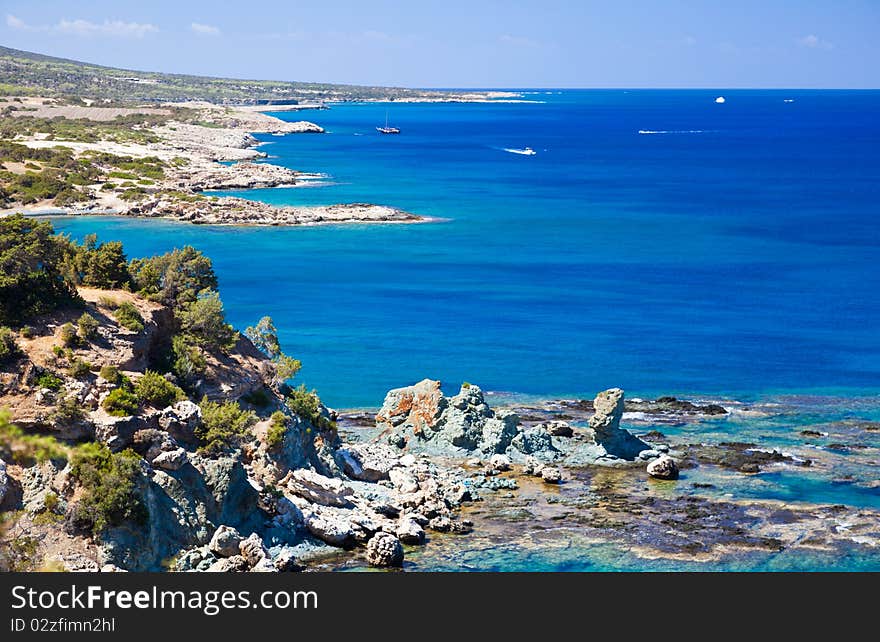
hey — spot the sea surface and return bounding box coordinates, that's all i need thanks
[51,90,880,409]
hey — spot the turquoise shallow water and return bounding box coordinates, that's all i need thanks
[51,90,880,409]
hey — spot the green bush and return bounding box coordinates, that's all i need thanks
[81,241,129,289]
[286,385,336,433]
[102,388,139,417]
[97,296,120,309]
[265,411,288,451]
[70,443,147,536]
[35,371,63,391]
[134,370,185,408]
[59,322,78,347]
[98,364,120,384]
[171,335,206,386]
[177,291,236,351]
[0,326,20,363]
[195,398,257,456]
[19,325,34,339]
[67,358,92,379]
[113,302,144,332]
[51,396,85,425]
[77,312,99,342]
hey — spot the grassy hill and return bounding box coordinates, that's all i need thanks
[0,44,447,104]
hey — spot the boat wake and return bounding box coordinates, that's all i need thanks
[638,129,710,135]
[502,147,537,156]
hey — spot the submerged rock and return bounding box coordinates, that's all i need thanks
[366,532,404,567]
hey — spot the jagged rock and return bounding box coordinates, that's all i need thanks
[273,546,300,572]
[336,444,398,481]
[209,525,243,557]
[583,388,651,461]
[489,454,512,472]
[590,388,626,439]
[158,401,202,443]
[638,449,661,461]
[396,516,426,544]
[285,469,353,507]
[93,412,160,451]
[207,555,249,573]
[428,516,452,532]
[151,447,188,471]
[541,467,562,484]
[511,427,556,456]
[365,532,404,568]
[239,533,267,566]
[377,378,447,438]
[647,455,680,480]
[175,547,217,571]
[389,468,420,494]
[301,508,356,547]
[544,420,574,437]
[0,459,8,505]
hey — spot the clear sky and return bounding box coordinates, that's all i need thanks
[2,1,877,88]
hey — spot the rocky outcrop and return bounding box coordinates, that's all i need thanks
[569,388,651,463]
[647,455,679,480]
[125,196,423,227]
[284,469,353,507]
[377,381,553,460]
[366,532,404,567]
[208,525,242,557]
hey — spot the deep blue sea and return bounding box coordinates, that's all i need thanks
[51,90,880,409]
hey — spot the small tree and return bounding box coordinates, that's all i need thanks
[134,370,186,408]
[178,291,236,351]
[195,398,256,456]
[0,326,20,364]
[265,411,288,451]
[77,312,99,342]
[245,316,301,384]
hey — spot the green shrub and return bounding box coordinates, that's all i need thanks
[51,345,64,358]
[113,302,144,332]
[178,291,236,351]
[77,312,99,342]
[19,325,34,339]
[51,396,85,425]
[67,358,92,379]
[170,335,206,386]
[195,398,257,456]
[35,371,63,391]
[265,411,288,451]
[98,364,120,384]
[102,388,139,417]
[59,322,78,347]
[70,443,147,536]
[0,326,20,363]
[97,296,120,309]
[134,370,186,408]
[286,385,335,433]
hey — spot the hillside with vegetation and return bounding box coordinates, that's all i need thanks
[0,44,466,104]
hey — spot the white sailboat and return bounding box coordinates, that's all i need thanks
[376,111,400,134]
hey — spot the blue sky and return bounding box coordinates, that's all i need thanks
[2,1,877,88]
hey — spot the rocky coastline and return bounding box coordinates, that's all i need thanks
[1,98,426,227]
